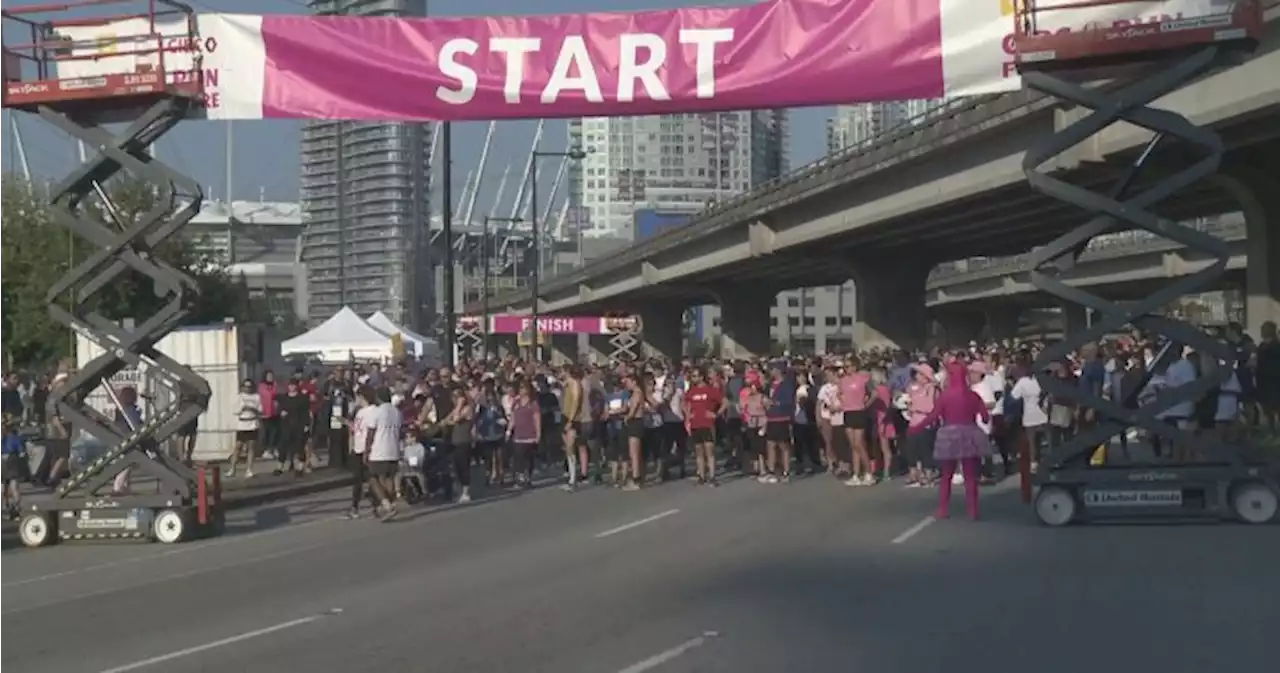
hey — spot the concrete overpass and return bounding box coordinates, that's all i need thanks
[473,7,1280,359]
[925,217,1249,342]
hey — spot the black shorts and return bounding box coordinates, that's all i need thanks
[1258,383,1280,409]
[571,421,595,447]
[843,410,870,430]
[606,427,628,462]
[625,418,646,439]
[765,421,792,443]
[3,453,28,483]
[235,429,257,444]
[368,460,398,477]
[690,427,715,444]
[585,421,604,449]
[743,431,766,459]
[903,427,937,468]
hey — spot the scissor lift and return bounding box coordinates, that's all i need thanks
[3,0,222,546]
[1009,0,1278,525]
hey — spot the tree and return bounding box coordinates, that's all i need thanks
[1,174,257,368]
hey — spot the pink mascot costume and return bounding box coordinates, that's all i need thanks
[911,361,992,520]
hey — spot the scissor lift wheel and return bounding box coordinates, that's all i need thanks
[18,512,57,548]
[1231,483,1278,524]
[1035,487,1078,527]
[153,508,191,544]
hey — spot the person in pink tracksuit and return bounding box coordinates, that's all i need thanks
[911,361,992,520]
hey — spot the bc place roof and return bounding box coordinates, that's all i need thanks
[190,200,302,226]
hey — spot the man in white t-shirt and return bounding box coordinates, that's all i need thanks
[345,387,380,519]
[1011,369,1049,468]
[365,388,403,521]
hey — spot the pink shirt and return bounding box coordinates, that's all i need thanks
[906,382,936,428]
[839,373,870,412]
[258,382,278,418]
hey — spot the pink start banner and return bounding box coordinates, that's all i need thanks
[55,0,1220,121]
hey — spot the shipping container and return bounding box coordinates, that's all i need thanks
[632,208,692,241]
[75,323,283,463]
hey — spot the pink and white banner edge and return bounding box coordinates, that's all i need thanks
[56,0,1218,121]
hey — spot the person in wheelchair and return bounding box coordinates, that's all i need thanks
[398,427,428,503]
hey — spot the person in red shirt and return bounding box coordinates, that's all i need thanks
[683,367,726,486]
[297,372,323,473]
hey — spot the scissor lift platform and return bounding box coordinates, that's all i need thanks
[1008,0,1278,526]
[3,0,220,546]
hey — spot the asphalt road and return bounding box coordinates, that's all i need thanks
[3,473,1277,673]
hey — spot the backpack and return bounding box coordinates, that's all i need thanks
[1003,390,1025,426]
[475,402,507,442]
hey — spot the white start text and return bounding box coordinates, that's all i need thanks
[435,29,735,105]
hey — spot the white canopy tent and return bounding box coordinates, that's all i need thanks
[281,307,394,362]
[366,311,442,363]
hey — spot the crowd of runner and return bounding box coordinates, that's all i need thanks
[4,320,1278,522]
[220,320,1279,522]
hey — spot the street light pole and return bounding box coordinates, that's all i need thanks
[442,121,455,366]
[529,153,540,362]
[482,213,491,359]
[528,146,588,363]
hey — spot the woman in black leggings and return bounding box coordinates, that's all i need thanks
[446,387,475,503]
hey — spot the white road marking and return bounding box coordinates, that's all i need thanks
[95,609,342,673]
[594,509,681,538]
[4,482,569,611]
[1,543,336,616]
[4,476,569,589]
[891,516,937,544]
[616,631,719,673]
[2,515,345,588]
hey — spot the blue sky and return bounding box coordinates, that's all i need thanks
[2,0,834,215]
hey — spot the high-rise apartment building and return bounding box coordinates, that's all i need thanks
[567,111,790,238]
[299,0,435,329]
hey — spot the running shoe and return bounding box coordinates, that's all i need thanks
[622,480,641,491]
[345,508,361,520]
[763,474,779,484]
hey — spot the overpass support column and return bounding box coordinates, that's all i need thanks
[548,334,579,365]
[849,260,933,350]
[716,288,775,360]
[986,306,1023,342]
[935,310,986,345]
[1062,303,1089,340]
[637,304,684,362]
[1218,162,1280,339]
